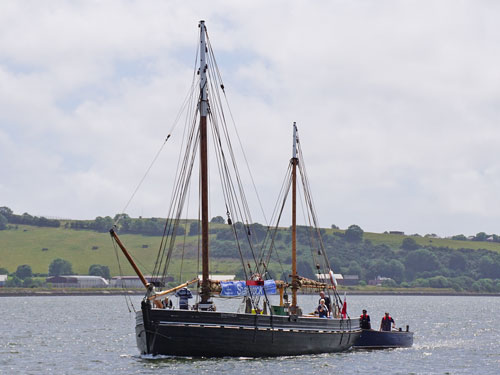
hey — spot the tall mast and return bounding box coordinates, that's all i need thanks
[199,20,211,305]
[291,122,298,309]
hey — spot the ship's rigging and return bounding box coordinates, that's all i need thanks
[110,21,344,314]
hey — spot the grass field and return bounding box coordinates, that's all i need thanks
[1,224,500,277]
[0,224,241,276]
[362,231,500,251]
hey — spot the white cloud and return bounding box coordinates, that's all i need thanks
[1,1,500,236]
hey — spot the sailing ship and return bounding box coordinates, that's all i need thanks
[110,20,361,357]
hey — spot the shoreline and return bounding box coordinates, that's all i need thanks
[0,288,499,297]
[0,289,145,297]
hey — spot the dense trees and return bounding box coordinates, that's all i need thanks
[345,225,364,242]
[448,252,467,271]
[88,264,111,279]
[0,213,7,230]
[210,216,225,224]
[0,207,13,216]
[15,264,33,279]
[297,260,315,279]
[405,249,441,273]
[474,232,488,242]
[0,207,60,228]
[478,256,500,279]
[189,221,199,236]
[401,237,419,250]
[49,258,73,276]
[69,214,188,236]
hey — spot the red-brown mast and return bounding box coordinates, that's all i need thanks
[199,20,211,305]
[291,122,299,310]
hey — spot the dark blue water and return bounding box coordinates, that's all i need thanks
[0,294,498,374]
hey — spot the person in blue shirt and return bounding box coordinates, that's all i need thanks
[316,298,329,318]
[175,287,193,310]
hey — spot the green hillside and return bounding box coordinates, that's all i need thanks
[1,222,500,279]
[0,223,238,277]
[361,231,500,252]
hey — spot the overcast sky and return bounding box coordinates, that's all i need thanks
[1,1,500,237]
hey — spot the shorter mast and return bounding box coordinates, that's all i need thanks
[291,122,299,310]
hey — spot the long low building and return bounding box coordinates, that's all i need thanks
[315,273,359,286]
[109,275,174,288]
[198,274,235,281]
[46,275,109,288]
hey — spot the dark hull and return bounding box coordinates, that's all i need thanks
[136,304,361,357]
[353,329,413,349]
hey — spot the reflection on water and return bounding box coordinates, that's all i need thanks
[0,295,498,374]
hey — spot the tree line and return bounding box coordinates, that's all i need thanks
[0,207,60,229]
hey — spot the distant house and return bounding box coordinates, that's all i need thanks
[46,275,109,288]
[368,276,394,286]
[0,275,7,287]
[389,231,405,235]
[109,275,173,288]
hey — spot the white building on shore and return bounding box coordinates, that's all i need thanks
[46,275,109,288]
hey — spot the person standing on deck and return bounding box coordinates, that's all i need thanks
[175,287,193,310]
[319,291,332,315]
[360,309,371,329]
[380,312,395,331]
[316,299,329,318]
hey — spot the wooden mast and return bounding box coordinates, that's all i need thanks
[199,20,211,306]
[291,122,298,310]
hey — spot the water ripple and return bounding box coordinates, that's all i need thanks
[0,295,499,374]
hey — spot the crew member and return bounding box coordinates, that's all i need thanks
[380,312,395,331]
[175,287,193,310]
[316,298,329,318]
[360,309,371,329]
[319,291,332,315]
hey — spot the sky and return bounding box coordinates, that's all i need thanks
[1,0,500,237]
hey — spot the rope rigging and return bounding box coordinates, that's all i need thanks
[254,125,344,312]
[108,24,273,311]
[109,24,344,315]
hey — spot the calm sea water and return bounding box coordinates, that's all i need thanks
[0,294,498,374]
